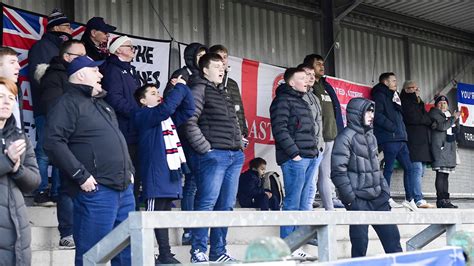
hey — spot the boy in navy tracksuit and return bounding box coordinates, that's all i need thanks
[133,78,195,264]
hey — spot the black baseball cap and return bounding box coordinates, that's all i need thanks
[86,17,116,33]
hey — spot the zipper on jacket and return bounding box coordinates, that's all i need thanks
[93,99,129,190]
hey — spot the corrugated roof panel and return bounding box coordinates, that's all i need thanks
[363,0,474,33]
[335,26,405,86]
[409,41,473,102]
[2,0,68,16]
[210,0,320,67]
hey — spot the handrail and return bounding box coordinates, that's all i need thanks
[83,210,474,266]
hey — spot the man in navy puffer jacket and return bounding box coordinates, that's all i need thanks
[371,72,414,208]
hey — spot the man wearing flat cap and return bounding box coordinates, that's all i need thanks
[44,56,135,266]
[81,17,117,61]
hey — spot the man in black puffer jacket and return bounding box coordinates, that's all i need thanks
[184,53,244,263]
[331,97,402,258]
[270,67,319,242]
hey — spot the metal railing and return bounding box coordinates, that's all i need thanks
[83,210,474,266]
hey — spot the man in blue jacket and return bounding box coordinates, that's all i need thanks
[102,35,142,209]
[371,72,414,209]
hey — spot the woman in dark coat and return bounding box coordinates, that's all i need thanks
[429,95,460,208]
[400,81,435,208]
[0,78,40,265]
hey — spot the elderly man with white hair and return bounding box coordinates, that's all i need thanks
[101,35,142,209]
[44,55,135,266]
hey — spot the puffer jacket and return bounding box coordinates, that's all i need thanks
[184,76,242,154]
[270,83,318,165]
[371,83,408,144]
[331,98,390,207]
[0,117,40,266]
[225,76,248,137]
[429,107,457,169]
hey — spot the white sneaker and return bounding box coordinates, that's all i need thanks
[402,199,418,212]
[291,248,308,259]
[389,198,403,208]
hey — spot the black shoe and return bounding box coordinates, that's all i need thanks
[437,199,458,208]
[156,253,181,265]
[312,201,321,208]
[34,191,55,207]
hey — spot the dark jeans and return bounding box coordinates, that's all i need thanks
[34,116,60,196]
[128,144,141,210]
[244,193,280,211]
[147,198,173,256]
[181,148,197,235]
[191,149,244,260]
[380,141,413,200]
[57,172,73,238]
[73,184,135,266]
[348,193,402,257]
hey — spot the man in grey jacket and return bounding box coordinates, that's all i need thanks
[331,97,402,257]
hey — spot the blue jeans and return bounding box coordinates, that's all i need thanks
[407,162,424,203]
[306,155,324,210]
[280,157,319,239]
[35,116,60,196]
[380,142,413,200]
[191,149,244,260]
[73,184,135,266]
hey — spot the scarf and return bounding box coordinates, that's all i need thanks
[162,117,189,181]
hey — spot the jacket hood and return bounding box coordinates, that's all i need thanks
[34,56,67,82]
[184,43,207,75]
[346,97,375,133]
[275,83,305,98]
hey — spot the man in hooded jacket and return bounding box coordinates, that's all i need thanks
[331,97,402,257]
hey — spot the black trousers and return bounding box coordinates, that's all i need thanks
[147,198,173,256]
[435,171,450,200]
[348,193,402,257]
[128,144,141,210]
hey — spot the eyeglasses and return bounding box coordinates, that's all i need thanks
[120,45,136,51]
[66,52,85,57]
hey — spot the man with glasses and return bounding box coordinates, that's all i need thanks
[33,40,87,249]
[28,8,72,207]
[102,36,142,209]
[81,17,116,61]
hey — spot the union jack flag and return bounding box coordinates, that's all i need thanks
[2,5,85,77]
[2,4,84,141]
